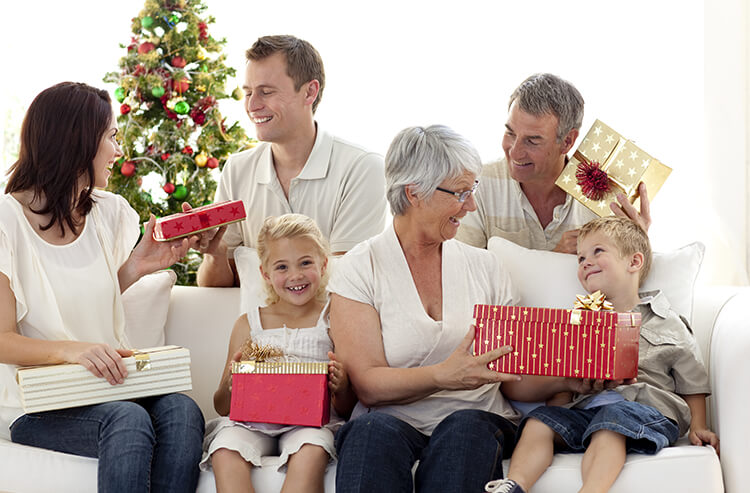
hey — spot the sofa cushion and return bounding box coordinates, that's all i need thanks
[487,237,704,322]
[122,270,177,348]
[234,246,267,313]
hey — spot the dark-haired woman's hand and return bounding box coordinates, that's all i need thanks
[60,341,132,385]
[119,215,199,291]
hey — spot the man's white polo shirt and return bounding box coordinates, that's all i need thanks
[215,126,388,254]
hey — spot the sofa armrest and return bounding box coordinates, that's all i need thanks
[708,288,750,493]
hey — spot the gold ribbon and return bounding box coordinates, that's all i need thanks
[232,361,328,375]
[573,290,614,312]
[134,353,152,372]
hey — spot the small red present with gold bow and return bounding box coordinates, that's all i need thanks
[554,119,672,217]
[152,200,246,241]
[229,341,330,427]
[230,360,330,427]
[473,292,641,379]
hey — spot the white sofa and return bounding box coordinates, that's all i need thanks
[0,283,747,492]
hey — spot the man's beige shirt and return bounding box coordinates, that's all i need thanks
[456,157,597,250]
[215,127,388,254]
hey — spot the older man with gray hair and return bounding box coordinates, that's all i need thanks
[456,73,650,253]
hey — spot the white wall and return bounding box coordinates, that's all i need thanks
[704,0,748,284]
[3,0,744,284]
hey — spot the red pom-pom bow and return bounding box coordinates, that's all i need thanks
[575,160,611,200]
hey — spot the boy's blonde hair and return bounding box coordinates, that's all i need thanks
[256,214,331,305]
[578,216,652,286]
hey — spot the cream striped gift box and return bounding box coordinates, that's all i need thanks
[16,346,192,413]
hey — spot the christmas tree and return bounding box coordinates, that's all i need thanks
[104,0,253,285]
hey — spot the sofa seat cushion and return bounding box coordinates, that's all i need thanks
[1,436,720,492]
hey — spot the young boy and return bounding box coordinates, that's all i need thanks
[487,217,719,493]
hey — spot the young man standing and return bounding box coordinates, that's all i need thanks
[197,35,387,286]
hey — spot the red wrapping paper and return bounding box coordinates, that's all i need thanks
[473,305,640,379]
[229,361,330,427]
[152,200,246,241]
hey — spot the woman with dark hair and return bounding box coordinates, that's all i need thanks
[0,82,205,492]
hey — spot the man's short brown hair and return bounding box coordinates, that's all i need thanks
[246,35,325,113]
[578,216,652,286]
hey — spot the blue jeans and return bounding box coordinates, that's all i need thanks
[335,409,517,493]
[10,393,205,493]
[526,400,679,454]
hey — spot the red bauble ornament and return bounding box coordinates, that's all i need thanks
[120,161,136,177]
[198,22,208,41]
[138,42,156,54]
[575,161,611,200]
[206,157,219,169]
[133,65,146,76]
[161,153,171,161]
[120,104,131,115]
[171,56,187,68]
[182,145,194,155]
[173,78,190,93]
[163,183,176,194]
[190,109,206,125]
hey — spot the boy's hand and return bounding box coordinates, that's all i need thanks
[328,351,349,394]
[689,428,720,456]
[568,377,636,394]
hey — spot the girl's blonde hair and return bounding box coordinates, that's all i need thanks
[256,214,331,305]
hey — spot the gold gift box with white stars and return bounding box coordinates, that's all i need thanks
[555,119,672,217]
[472,304,641,379]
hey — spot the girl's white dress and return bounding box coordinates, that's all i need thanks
[200,303,341,471]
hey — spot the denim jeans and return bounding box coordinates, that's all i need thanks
[526,400,680,455]
[10,393,205,493]
[335,409,517,493]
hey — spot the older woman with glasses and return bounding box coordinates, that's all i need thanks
[328,125,522,493]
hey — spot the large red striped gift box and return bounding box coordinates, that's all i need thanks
[473,304,640,379]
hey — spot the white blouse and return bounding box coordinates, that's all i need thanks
[0,191,139,437]
[245,302,332,363]
[328,223,521,435]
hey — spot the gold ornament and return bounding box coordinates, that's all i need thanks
[195,152,208,167]
[196,85,206,92]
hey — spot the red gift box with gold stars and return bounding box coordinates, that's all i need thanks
[229,361,330,427]
[152,200,246,241]
[473,304,640,379]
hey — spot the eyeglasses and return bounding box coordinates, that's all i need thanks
[435,180,479,203]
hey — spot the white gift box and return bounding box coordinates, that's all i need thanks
[16,346,192,413]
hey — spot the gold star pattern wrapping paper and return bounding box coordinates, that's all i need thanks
[555,119,672,217]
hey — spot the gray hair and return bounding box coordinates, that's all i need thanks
[385,125,482,216]
[509,73,585,142]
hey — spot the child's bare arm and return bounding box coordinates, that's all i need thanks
[213,314,251,416]
[328,351,358,419]
[682,393,720,455]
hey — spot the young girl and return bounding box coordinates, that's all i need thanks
[201,213,357,493]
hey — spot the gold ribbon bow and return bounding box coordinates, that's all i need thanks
[573,290,614,312]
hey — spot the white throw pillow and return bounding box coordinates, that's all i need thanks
[234,246,267,314]
[487,237,704,322]
[122,270,177,348]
